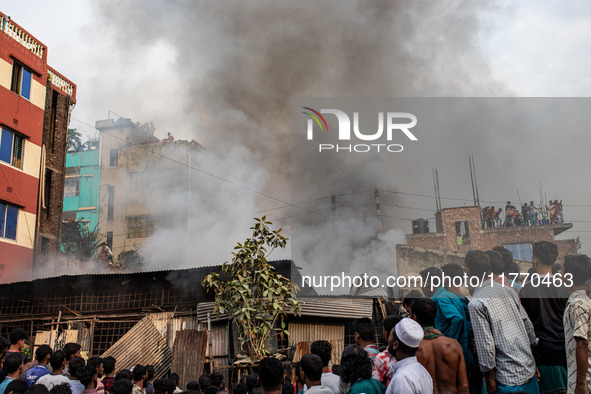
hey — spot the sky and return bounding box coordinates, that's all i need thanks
[3,0,591,269]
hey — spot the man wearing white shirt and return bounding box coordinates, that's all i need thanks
[385,318,432,394]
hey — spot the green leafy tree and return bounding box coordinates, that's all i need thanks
[84,137,99,151]
[576,237,583,254]
[202,217,300,361]
[67,128,82,152]
[117,248,145,271]
[61,220,102,260]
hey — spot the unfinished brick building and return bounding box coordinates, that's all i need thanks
[397,206,577,276]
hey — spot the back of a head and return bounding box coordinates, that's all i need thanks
[103,356,117,375]
[62,343,81,361]
[68,357,86,379]
[115,370,133,382]
[0,336,9,353]
[87,357,103,372]
[49,384,72,394]
[5,379,28,394]
[199,375,213,393]
[133,365,147,382]
[492,246,513,272]
[339,345,372,384]
[5,352,25,374]
[146,366,155,382]
[186,381,200,392]
[486,251,506,275]
[403,290,423,310]
[441,263,464,280]
[169,373,180,386]
[35,345,52,363]
[154,378,176,394]
[232,383,247,394]
[410,298,436,327]
[26,385,50,394]
[203,387,218,394]
[310,340,332,368]
[353,318,375,342]
[533,241,559,266]
[382,315,402,340]
[420,267,442,283]
[564,255,591,285]
[77,365,97,388]
[112,379,133,394]
[258,357,283,392]
[49,351,66,371]
[245,373,258,393]
[300,354,323,382]
[9,328,28,345]
[552,263,563,275]
[209,372,223,389]
[465,250,491,278]
[280,382,292,394]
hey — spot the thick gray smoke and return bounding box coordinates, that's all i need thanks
[80,0,508,287]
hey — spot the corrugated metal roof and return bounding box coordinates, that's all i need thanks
[171,330,207,387]
[197,297,373,322]
[101,316,172,379]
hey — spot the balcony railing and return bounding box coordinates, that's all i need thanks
[0,14,45,58]
[48,67,76,102]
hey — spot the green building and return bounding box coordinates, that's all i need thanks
[62,150,100,232]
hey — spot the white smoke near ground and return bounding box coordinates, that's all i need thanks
[67,0,509,286]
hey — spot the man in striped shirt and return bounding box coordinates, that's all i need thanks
[354,318,379,360]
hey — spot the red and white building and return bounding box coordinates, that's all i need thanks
[0,12,76,282]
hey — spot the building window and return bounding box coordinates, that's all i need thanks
[44,169,52,219]
[109,149,118,166]
[64,176,81,198]
[455,221,470,245]
[127,216,155,239]
[41,237,50,252]
[0,202,18,240]
[505,243,533,262]
[10,62,32,100]
[107,186,115,220]
[0,128,24,169]
[106,231,113,250]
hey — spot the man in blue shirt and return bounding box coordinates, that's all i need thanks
[0,353,24,394]
[25,345,52,387]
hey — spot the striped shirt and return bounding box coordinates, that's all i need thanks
[563,290,591,393]
[468,279,537,386]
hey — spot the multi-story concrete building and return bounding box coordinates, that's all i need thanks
[62,149,100,232]
[397,206,577,276]
[0,12,76,282]
[96,118,203,260]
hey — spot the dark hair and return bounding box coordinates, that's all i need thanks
[310,340,332,367]
[232,383,248,394]
[204,387,218,394]
[419,267,442,283]
[441,263,464,279]
[186,381,200,391]
[154,379,176,394]
[339,345,372,384]
[35,345,52,362]
[251,389,263,394]
[146,366,155,381]
[533,241,559,266]
[486,251,505,275]
[49,384,72,394]
[258,357,284,391]
[200,375,214,392]
[383,315,403,339]
[103,356,117,375]
[62,343,81,360]
[331,365,340,376]
[77,365,97,387]
[133,365,147,382]
[69,357,86,379]
[552,263,563,275]
[0,336,9,353]
[465,250,490,279]
[49,351,66,371]
[281,381,293,394]
[245,373,258,393]
[5,352,25,373]
[403,290,423,309]
[492,246,513,272]
[300,354,323,382]
[391,325,418,357]
[112,379,133,394]
[25,385,50,394]
[209,372,223,389]
[116,370,133,382]
[410,298,436,327]
[564,255,591,285]
[353,318,375,342]
[87,357,103,371]
[169,373,180,386]
[9,328,28,345]
[5,379,28,394]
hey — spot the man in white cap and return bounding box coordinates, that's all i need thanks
[385,318,433,394]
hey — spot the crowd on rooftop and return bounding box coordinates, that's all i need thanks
[482,200,565,229]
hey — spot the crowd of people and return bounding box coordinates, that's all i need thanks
[2,240,591,394]
[482,200,565,229]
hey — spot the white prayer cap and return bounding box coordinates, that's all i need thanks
[395,318,423,348]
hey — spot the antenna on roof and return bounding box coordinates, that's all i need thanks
[469,154,480,207]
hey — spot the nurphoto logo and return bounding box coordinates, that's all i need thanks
[302,107,418,153]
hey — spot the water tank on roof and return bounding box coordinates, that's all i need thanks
[412,218,429,234]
